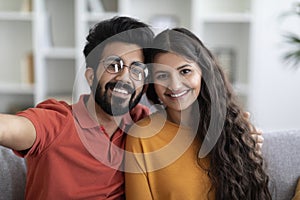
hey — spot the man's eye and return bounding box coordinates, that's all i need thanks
[107,63,122,72]
[131,67,143,75]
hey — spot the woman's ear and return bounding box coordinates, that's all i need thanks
[85,67,95,87]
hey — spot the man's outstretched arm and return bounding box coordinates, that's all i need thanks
[0,114,36,151]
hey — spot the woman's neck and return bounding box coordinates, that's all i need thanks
[166,104,198,129]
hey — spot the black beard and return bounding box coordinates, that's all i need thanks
[92,81,143,116]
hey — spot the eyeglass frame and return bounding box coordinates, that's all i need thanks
[99,55,149,81]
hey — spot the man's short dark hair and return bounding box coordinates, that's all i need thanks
[83,16,154,70]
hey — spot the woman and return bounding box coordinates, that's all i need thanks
[125,28,271,200]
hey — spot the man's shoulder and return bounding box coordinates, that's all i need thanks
[129,103,150,122]
[17,98,72,119]
[36,98,72,112]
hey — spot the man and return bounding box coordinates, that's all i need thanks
[0,16,154,199]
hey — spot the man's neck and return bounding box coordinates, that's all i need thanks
[85,95,123,138]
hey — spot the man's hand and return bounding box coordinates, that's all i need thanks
[243,112,264,154]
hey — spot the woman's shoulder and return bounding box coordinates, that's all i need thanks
[128,111,181,140]
[134,112,164,125]
[133,111,178,129]
[128,112,164,136]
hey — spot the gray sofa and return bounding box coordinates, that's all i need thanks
[0,130,299,200]
[0,146,26,200]
[262,130,300,200]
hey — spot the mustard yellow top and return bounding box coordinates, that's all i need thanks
[125,112,214,200]
[292,178,300,200]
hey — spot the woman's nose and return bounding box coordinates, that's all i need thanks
[167,74,183,91]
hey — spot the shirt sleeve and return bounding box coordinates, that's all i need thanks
[16,99,72,157]
[125,125,153,200]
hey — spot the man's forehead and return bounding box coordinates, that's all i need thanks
[101,41,143,59]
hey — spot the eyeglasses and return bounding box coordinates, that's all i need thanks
[100,55,148,81]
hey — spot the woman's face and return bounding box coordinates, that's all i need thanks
[152,52,202,112]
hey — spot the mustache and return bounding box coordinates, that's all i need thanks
[105,82,135,94]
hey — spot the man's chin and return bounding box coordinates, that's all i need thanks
[94,87,142,116]
[111,99,143,116]
[110,107,129,116]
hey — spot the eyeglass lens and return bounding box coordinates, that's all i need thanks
[103,56,147,81]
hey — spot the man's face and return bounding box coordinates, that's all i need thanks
[92,42,145,116]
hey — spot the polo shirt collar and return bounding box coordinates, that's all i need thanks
[72,95,132,129]
[72,95,98,129]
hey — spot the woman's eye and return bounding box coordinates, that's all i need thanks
[180,68,191,75]
[155,73,169,80]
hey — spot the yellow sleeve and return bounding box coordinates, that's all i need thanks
[292,178,300,200]
[125,129,153,200]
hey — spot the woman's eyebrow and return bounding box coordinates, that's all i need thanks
[176,64,191,70]
[154,70,168,74]
[154,64,191,74]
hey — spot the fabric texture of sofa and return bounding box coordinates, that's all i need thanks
[262,130,300,200]
[0,146,26,200]
[0,130,299,200]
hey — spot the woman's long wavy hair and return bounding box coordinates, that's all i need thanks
[146,28,271,200]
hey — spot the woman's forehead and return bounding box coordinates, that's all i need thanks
[152,52,196,71]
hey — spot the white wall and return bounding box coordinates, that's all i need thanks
[249,0,300,131]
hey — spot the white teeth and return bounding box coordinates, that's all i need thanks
[170,90,188,98]
[113,88,129,94]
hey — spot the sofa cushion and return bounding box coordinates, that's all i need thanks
[0,146,26,200]
[0,130,299,200]
[262,130,300,200]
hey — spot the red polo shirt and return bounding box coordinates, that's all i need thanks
[16,95,149,200]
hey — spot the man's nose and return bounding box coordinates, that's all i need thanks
[115,66,131,84]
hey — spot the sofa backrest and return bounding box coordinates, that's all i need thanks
[0,146,26,200]
[262,130,300,200]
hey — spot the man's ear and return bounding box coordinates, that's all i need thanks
[142,83,149,94]
[85,67,94,87]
